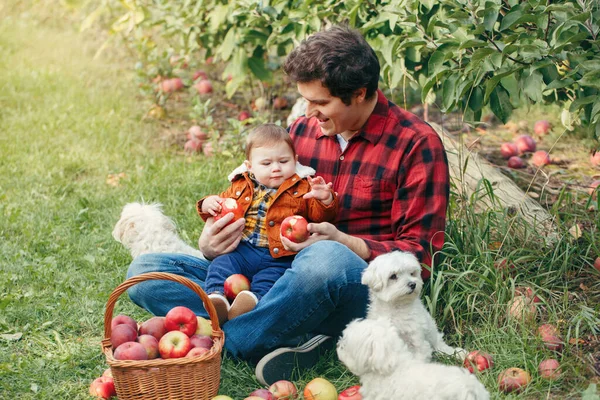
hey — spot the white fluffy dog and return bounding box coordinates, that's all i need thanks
[113,202,205,260]
[337,318,489,400]
[361,251,464,361]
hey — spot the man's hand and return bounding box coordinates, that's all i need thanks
[198,213,245,260]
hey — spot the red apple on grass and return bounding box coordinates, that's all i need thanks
[281,215,310,243]
[159,330,192,359]
[189,125,208,141]
[498,367,531,393]
[463,350,494,373]
[500,143,519,159]
[139,316,167,341]
[338,385,362,400]
[193,70,208,81]
[111,314,138,332]
[89,376,117,399]
[239,111,251,121]
[534,120,551,135]
[245,397,266,400]
[253,97,268,111]
[110,323,138,349]
[538,324,563,352]
[211,396,234,400]
[137,334,160,359]
[507,156,525,169]
[190,334,214,349]
[195,79,213,94]
[590,151,600,167]
[269,380,299,399]
[161,78,184,93]
[594,257,600,272]
[224,274,251,301]
[165,306,198,336]
[203,141,214,157]
[184,139,203,153]
[515,286,541,304]
[273,96,289,110]
[304,377,338,400]
[114,341,148,361]
[249,388,274,399]
[507,295,536,322]
[214,198,245,224]
[531,151,550,167]
[538,359,561,379]
[102,368,113,379]
[514,135,536,154]
[589,180,600,197]
[196,316,213,337]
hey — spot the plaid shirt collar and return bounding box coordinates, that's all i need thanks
[315,89,389,145]
[248,172,276,194]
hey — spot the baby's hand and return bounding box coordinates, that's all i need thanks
[304,176,334,205]
[202,196,224,216]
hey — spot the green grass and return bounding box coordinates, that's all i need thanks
[1,4,599,400]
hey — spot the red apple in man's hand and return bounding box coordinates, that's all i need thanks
[281,215,310,243]
[114,341,148,361]
[463,350,494,373]
[159,330,192,359]
[304,377,338,400]
[111,323,138,349]
[111,314,138,332]
[165,306,198,336]
[139,316,167,341]
[137,334,160,359]
[538,359,561,379]
[214,198,245,225]
[338,385,362,400]
[224,274,251,301]
[497,367,531,393]
[190,334,214,349]
[249,388,274,399]
[269,380,299,399]
[89,376,117,399]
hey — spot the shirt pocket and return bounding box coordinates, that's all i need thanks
[350,176,395,212]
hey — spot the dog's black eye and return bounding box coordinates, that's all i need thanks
[411,272,416,277]
[390,274,397,280]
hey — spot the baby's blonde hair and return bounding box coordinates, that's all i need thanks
[245,123,296,159]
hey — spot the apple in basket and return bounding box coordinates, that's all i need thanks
[137,334,160,359]
[186,347,210,357]
[110,324,138,349]
[114,341,148,360]
[138,316,167,340]
[190,334,213,349]
[165,305,198,336]
[111,314,138,332]
[159,330,192,359]
[196,316,213,336]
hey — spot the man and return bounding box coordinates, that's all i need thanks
[126,25,449,386]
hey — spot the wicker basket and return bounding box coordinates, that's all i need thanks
[101,272,224,400]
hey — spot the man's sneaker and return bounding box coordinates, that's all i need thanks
[255,334,333,386]
[207,293,230,327]
[228,290,258,320]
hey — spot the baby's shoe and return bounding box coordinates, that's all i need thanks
[208,292,230,326]
[228,290,258,320]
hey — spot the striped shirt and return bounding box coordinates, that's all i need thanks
[242,174,276,247]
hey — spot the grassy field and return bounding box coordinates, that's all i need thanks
[1,3,600,400]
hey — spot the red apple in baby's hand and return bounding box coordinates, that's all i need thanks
[249,388,274,399]
[195,316,213,337]
[159,330,192,359]
[507,156,525,169]
[497,367,531,393]
[224,274,251,301]
[304,377,338,400]
[186,346,210,357]
[111,314,137,332]
[538,359,561,379]
[110,323,138,349]
[281,215,310,243]
[500,143,519,159]
[534,120,551,135]
[137,334,160,359]
[338,385,362,400]
[139,316,167,341]
[214,198,245,225]
[463,350,494,373]
[190,334,214,349]
[269,380,299,399]
[165,306,198,336]
[531,151,550,167]
[514,135,536,154]
[89,376,117,399]
[114,341,148,361]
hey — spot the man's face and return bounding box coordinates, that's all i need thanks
[246,142,297,189]
[297,80,365,137]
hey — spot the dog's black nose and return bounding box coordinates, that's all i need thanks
[408,281,416,290]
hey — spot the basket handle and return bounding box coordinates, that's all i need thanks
[103,272,222,341]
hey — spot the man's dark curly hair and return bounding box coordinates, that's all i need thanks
[283,25,380,106]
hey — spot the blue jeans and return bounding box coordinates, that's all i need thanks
[126,241,369,361]
[205,241,294,299]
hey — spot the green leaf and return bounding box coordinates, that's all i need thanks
[428,49,447,76]
[569,96,597,112]
[483,2,499,32]
[579,71,600,89]
[248,56,273,81]
[220,28,236,61]
[499,8,523,31]
[581,384,599,400]
[522,71,544,102]
[468,86,484,112]
[490,85,512,123]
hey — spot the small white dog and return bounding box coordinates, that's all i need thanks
[337,318,490,400]
[361,251,464,361]
[113,202,205,260]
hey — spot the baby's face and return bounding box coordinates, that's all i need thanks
[246,142,296,188]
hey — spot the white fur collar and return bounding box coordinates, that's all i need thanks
[227,161,315,182]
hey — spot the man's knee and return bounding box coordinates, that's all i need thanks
[294,241,367,279]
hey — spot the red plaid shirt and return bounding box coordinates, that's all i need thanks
[289,90,449,278]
